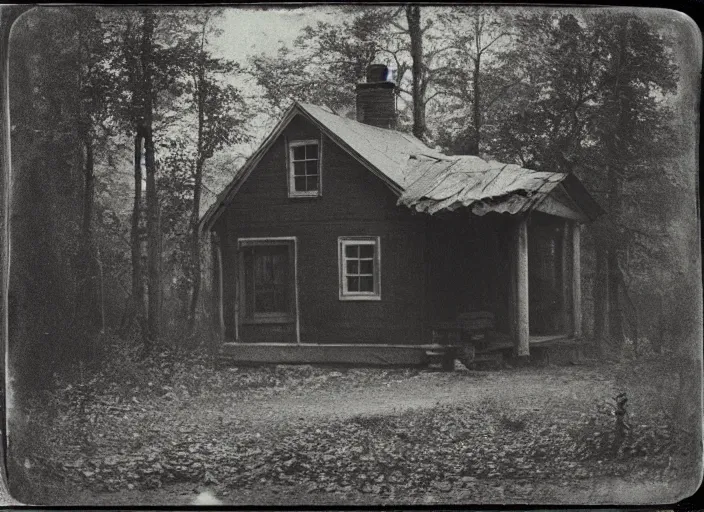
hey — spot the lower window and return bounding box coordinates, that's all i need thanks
[239,239,295,323]
[338,236,381,300]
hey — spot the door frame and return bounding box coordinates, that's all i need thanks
[236,236,300,344]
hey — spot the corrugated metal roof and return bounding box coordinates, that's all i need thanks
[398,156,567,216]
[200,101,603,232]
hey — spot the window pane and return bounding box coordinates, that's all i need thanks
[293,145,305,160]
[273,284,287,311]
[305,160,318,176]
[294,176,307,191]
[347,276,359,292]
[359,245,374,258]
[359,259,374,275]
[306,176,319,191]
[293,161,306,176]
[254,252,267,281]
[255,290,275,313]
[306,143,318,159]
[345,245,359,258]
[346,260,358,275]
[360,276,374,292]
[272,253,286,283]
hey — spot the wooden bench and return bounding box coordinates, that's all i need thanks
[431,311,496,370]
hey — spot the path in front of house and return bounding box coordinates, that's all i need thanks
[166,364,616,434]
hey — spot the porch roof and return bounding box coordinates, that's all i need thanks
[397,155,603,220]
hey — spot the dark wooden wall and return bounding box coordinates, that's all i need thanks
[425,212,513,332]
[214,114,430,345]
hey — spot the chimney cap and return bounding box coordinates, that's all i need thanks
[366,64,391,83]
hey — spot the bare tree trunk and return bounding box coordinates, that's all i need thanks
[82,136,100,326]
[73,132,102,355]
[188,158,203,336]
[142,8,159,351]
[127,129,146,338]
[469,50,481,155]
[188,18,210,338]
[606,178,624,355]
[594,244,609,358]
[406,5,425,141]
[82,136,95,246]
[187,54,206,336]
[608,249,623,353]
[145,125,159,349]
[97,246,105,334]
[605,25,629,356]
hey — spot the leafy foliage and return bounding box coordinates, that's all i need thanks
[249,8,396,117]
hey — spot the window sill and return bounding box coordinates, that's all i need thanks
[339,295,381,301]
[241,315,294,325]
[288,192,321,199]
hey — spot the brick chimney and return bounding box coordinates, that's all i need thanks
[356,64,397,129]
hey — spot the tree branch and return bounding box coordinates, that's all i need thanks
[479,31,512,55]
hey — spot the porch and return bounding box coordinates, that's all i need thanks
[218,334,581,367]
[424,209,584,358]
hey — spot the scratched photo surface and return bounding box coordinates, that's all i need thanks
[1,4,701,506]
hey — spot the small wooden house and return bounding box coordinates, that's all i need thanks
[200,65,604,366]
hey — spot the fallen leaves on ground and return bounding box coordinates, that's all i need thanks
[10,343,699,499]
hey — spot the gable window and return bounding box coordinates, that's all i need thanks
[288,139,320,197]
[338,237,381,300]
[239,239,296,323]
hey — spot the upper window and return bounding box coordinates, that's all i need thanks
[338,237,381,300]
[288,140,320,197]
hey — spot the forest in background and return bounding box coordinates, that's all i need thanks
[5,6,700,393]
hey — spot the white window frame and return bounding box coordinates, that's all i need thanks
[288,139,321,198]
[338,236,381,301]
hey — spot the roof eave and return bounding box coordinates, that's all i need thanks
[199,102,302,233]
[561,173,606,222]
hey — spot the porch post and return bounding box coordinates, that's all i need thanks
[572,222,583,338]
[515,216,530,357]
[561,221,572,334]
[508,237,516,340]
[212,232,225,343]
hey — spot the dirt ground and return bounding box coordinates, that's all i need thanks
[10,360,702,506]
[162,363,614,430]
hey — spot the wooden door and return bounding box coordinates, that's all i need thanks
[237,238,298,343]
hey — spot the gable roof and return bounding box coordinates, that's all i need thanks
[297,102,446,190]
[200,101,604,232]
